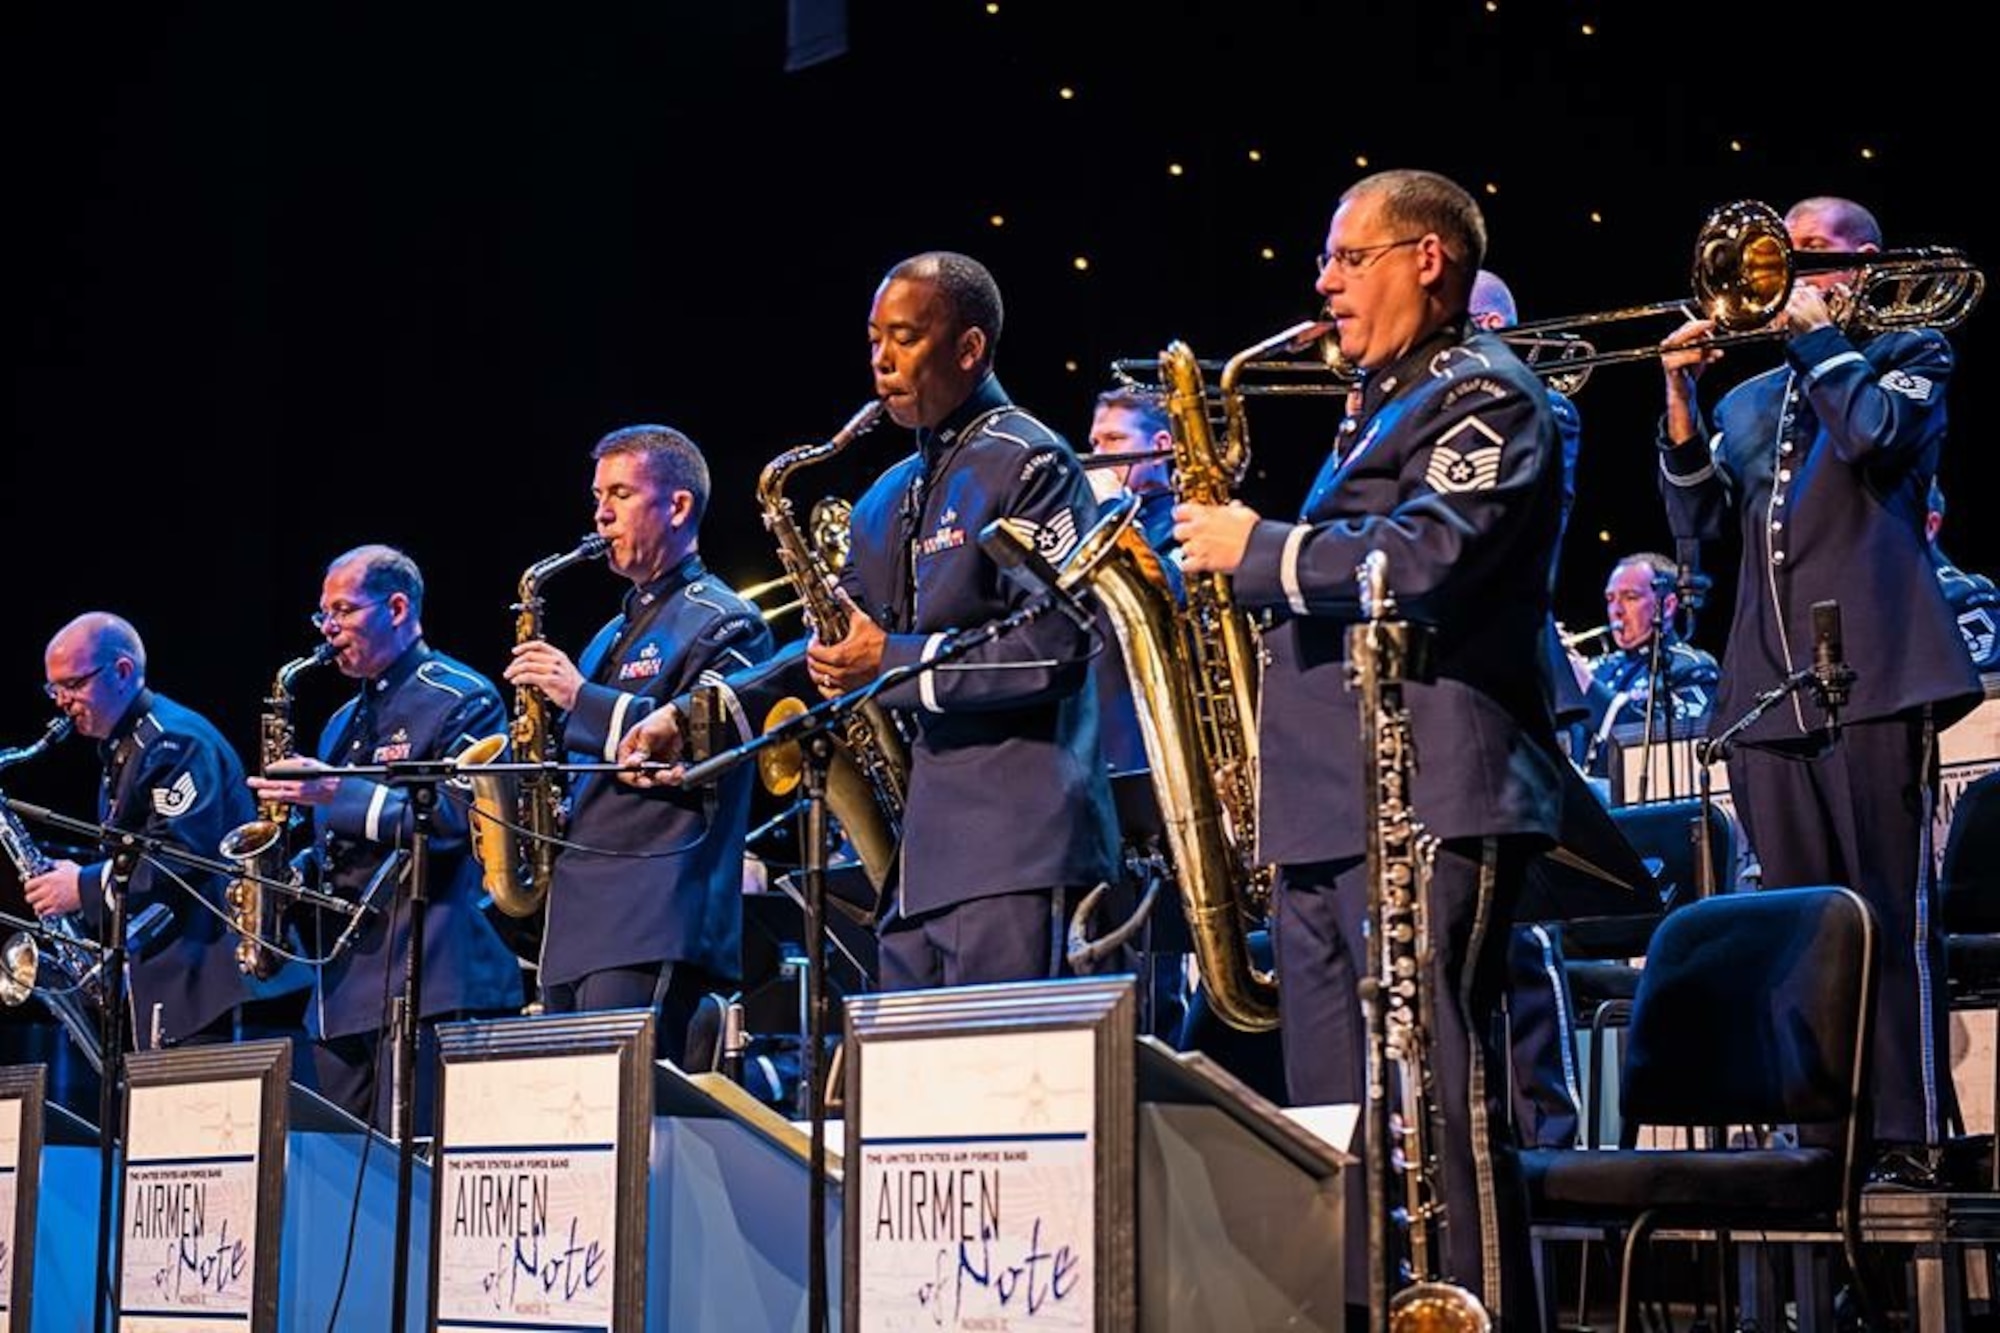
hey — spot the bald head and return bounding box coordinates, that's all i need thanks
[45,612,148,739]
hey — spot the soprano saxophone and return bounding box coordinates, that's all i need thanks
[221,642,335,977]
[465,534,611,917]
[753,399,906,902]
[1349,550,1489,1333]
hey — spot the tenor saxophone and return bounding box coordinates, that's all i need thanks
[465,534,610,917]
[753,400,907,902]
[221,642,335,977]
[1348,550,1489,1333]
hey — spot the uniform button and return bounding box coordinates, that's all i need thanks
[1773,550,1787,564]
[1771,520,1784,532]
[1778,469,1792,483]
[1774,494,1786,507]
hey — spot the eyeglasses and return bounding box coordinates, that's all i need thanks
[1315,236,1425,277]
[44,664,109,699]
[309,601,383,631]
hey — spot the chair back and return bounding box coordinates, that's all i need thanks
[1621,885,1875,1133]
[1942,770,2000,934]
[1610,797,1736,910]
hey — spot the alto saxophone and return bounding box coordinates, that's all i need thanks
[1348,550,1489,1333]
[0,716,108,1071]
[465,534,610,917]
[754,400,907,902]
[221,642,335,977]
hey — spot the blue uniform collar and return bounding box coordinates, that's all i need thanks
[366,641,434,697]
[100,687,159,764]
[915,374,1009,459]
[624,553,707,616]
[1350,321,1467,424]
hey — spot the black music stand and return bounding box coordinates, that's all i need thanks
[673,577,1083,1333]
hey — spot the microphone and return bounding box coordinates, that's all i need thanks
[684,685,724,821]
[1811,599,1854,736]
[977,519,1095,631]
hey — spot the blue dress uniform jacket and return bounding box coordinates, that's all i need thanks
[1933,548,2000,673]
[1660,325,1982,740]
[677,377,1120,919]
[538,556,775,988]
[1232,328,1568,863]
[77,690,305,1047]
[308,644,522,1041]
[838,378,1117,916]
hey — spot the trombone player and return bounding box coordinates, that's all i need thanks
[1658,195,1984,1190]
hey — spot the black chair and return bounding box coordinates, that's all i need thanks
[1524,884,1880,1333]
[1940,769,2000,1188]
[1565,797,1738,1149]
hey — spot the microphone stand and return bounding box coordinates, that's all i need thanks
[673,587,1077,1333]
[1692,665,1830,899]
[0,798,348,1331]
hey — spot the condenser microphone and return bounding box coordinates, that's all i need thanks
[1810,599,1854,737]
[685,684,724,821]
[977,519,1095,631]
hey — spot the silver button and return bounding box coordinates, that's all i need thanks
[1780,443,1794,456]
[1773,550,1787,564]
[1778,469,1792,483]
[1771,520,1784,533]
[1774,494,1786,507]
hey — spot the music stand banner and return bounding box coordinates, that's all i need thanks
[844,977,1137,1332]
[0,1067,40,1329]
[119,1040,289,1332]
[431,1010,655,1332]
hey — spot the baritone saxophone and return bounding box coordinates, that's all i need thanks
[1055,325,1329,1033]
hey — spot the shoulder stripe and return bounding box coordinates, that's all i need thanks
[415,661,474,699]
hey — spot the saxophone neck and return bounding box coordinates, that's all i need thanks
[521,535,612,601]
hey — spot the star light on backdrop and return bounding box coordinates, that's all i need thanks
[2,0,1993,779]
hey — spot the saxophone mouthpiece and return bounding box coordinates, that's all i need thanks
[577,534,610,560]
[835,399,886,445]
[41,715,73,747]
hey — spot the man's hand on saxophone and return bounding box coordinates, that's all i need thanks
[246,756,342,807]
[804,587,885,696]
[23,860,84,917]
[504,639,586,712]
[1172,499,1260,575]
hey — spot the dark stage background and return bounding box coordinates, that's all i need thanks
[6,2,1996,877]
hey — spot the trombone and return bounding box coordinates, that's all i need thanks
[1498,199,1985,376]
[737,495,855,623]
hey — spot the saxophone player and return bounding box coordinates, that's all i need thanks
[246,545,523,1131]
[619,251,1119,994]
[503,426,774,1065]
[1175,170,1565,1328]
[27,613,312,1068]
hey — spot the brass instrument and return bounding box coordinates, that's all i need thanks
[0,716,107,1072]
[221,643,335,977]
[754,401,906,902]
[465,534,611,917]
[738,498,857,623]
[1500,198,1986,375]
[1059,326,1300,1033]
[1348,550,1489,1333]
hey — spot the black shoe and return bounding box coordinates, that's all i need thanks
[1865,1141,1952,1191]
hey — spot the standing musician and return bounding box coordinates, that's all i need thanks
[1175,169,1564,1326]
[505,425,774,1065]
[246,545,522,1131]
[1658,195,1983,1189]
[619,250,1119,993]
[27,613,313,1064]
